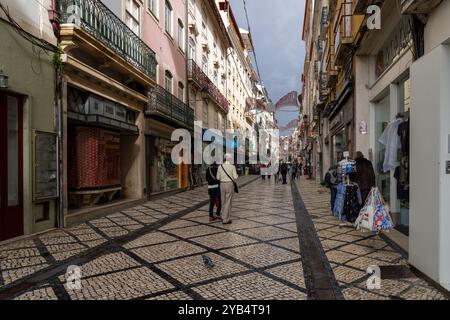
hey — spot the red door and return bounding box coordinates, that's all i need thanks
[0,92,24,241]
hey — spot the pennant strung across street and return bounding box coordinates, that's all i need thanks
[275,91,299,110]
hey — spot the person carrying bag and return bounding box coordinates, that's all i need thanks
[217,154,239,225]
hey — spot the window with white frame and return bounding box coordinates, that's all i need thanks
[165,1,173,36]
[126,0,141,36]
[213,70,218,86]
[148,0,158,19]
[202,55,208,75]
[201,11,207,38]
[202,101,209,126]
[178,19,185,51]
[188,37,196,61]
[178,82,184,102]
[165,70,173,93]
[188,0,195,16]
[214,113,219,129]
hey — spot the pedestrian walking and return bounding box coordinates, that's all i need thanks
[324,165,340,214]
[280,161,288,184]
[291,161,298,181]
[260,163,266,180]
[206,163,222,222]
[217,154,239,225]
[274,161,281,184]
[350,151,376,203]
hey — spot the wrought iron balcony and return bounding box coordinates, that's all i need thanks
[188,60,230,114]
[334,0,353,66]
[59,0,157,81]
[146,85,194,130]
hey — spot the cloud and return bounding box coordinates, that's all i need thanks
[229,0,306,125]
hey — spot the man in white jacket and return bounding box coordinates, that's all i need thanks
[217,154,239,225]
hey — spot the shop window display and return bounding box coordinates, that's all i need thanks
[151,137,180,193]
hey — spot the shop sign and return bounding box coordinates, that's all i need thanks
[330,111,344,131]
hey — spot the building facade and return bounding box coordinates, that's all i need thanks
[59,0,157,225]
[141,0,192,196]
[407,0,450,292]
[187,0,230,133]
[0,0,59,241]
[302,0,450,291]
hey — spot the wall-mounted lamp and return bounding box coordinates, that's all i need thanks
[0,67,9,89]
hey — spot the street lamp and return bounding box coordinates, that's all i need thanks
[0,67,9,89]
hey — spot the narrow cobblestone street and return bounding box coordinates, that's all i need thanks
[0,176,447,300]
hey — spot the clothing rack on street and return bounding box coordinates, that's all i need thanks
[333,154,363,228]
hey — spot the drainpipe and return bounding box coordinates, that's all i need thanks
[49,0,64,228]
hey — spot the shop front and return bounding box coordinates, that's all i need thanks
[371,77,411,234]
[145,119,189,197]
[145,128,188,195]
[66,86,143,211]
[328,92,354,166]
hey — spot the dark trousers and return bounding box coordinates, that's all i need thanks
[282,173,287,184]
[208,187,221,217]
[330,185,338,214]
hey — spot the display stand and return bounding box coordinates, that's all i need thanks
[338,152,357,228]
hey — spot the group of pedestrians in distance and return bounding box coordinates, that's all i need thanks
[206,154,238,225]
[261,160,304,184]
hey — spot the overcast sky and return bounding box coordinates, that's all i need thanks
[229,0,306,131]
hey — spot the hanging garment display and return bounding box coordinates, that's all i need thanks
[379,119,402,173]
[343,184,363,223]
[355,187,395,232]
[333,182,362,222]
[333,183,347,219]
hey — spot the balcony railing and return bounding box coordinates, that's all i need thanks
[146,85,194,130]
[188,60,230,114]
[334,0,353,65]
[59,0,157,81]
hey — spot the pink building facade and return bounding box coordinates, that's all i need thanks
[142,0,192,195]
[143,0,188,100]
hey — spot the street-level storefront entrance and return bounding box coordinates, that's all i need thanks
[328,93,354,166]
[66,86,141,210]
[145,120,189,196]
[372,77,411,234]
[146,135,187,194]
[0,93,23,241]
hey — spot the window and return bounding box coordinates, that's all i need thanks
[165,1,173,36]
[155,60,159,84]
[188,0,195,15]
[178,82,184,102]
[201,11,207,38]
[126,0,141,36]
[202,55,208,75]
[213,70,218,86]
[178,19,185,51]
[165,70,173,93]
[188,37,196,61]
[202,101,209,126]
[214,113,219,129]
[148,0,158,18]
